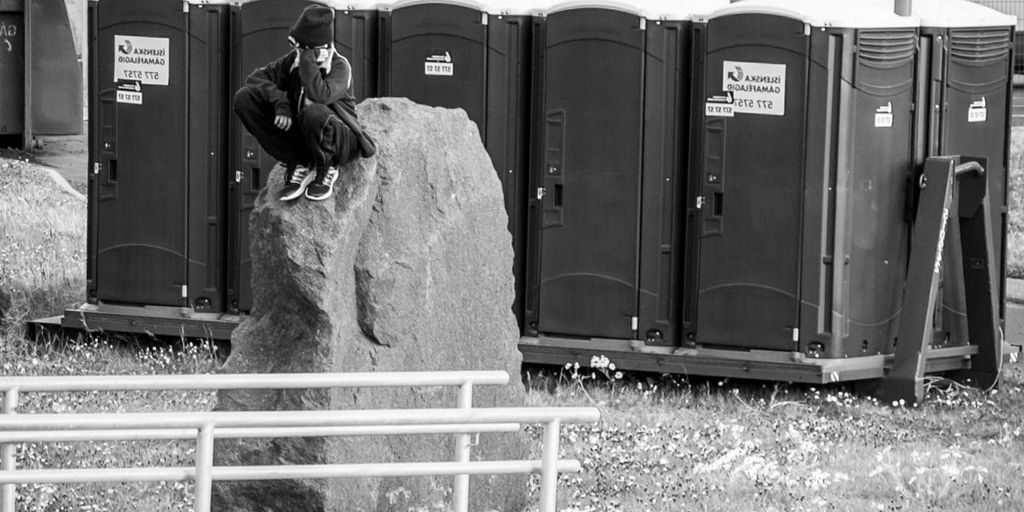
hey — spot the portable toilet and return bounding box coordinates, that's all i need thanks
[85,0,230,314]
[693,0,919,359]
[909,0,1015,348]
[0,0,24,139]
[520,0,726,351]
[0,0,83,144]
[378,0,534,324]
[227,0,377,314]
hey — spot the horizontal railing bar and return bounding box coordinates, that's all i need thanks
[1,423,523,443]
[0,460,582,485]
[0,467,194,484]
[213,460,584,480]
[0,407,601,430]
[0,371,509,393]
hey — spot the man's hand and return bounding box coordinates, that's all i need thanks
[274,114,292,131]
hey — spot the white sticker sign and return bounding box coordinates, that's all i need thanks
[114,35,169,85]
[117,90,142,104]
[425,51,453,76]
[722,60,786,116]
[705,92,734,117]
[875,102,893,128]
[968,97,987,123]
[116,80,142,105]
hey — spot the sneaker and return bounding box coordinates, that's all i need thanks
[280,164,314,201]
[305,166,339,201]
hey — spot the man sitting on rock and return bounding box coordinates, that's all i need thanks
[233,4,363,202]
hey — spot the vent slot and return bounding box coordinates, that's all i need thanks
[857,30,916,66]
[950,28,1011,63]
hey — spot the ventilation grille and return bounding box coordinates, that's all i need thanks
[857,30,916,65]
[950,28,1011,63]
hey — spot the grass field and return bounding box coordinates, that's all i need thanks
[2,132,1024,511]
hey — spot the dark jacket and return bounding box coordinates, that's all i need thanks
[244,49,357,121]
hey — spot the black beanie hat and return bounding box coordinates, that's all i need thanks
[290,5,334,47]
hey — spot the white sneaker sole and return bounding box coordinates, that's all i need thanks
[280,171,315,201]
[305,174,338,201]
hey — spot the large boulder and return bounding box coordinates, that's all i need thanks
[212,98,529,512]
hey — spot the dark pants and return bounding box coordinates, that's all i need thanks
[233,86,359,168]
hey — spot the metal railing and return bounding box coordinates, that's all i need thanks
[0,371,600,512]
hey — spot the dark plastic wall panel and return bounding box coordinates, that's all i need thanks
[797,29,849,356]
[187,4,229,313]
[485,14,531,325]
[29,0,83,135]
[336,8,378,100]
[637,19,691,346]
[697,14,808,350]
[841,29,916,355]
[86,0,97,302]
[934,26,1013,346]
[382,4,488,129]
[0,9,23,134]
[94,0,188,306]
[522,15,546,336]
[681,21,709,342]
[228,0,321,313]
[534,8,644,339]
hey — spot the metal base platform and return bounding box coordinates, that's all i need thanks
[28,303,243,341]
[519,335,1020,384]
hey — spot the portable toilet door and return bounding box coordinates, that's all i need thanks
[331,0,379,101]
[379,0,488,130]
[227,0,325,314]
[88,0,229,311]
[523,0,706,344]
[912,0,1015,348]
[696,0,918,356]
[378,0,533,325]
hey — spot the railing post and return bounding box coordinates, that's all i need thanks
[193,423,215,512]
[2,388,19,512]
[539,418,561,512]
[453,381,473,512]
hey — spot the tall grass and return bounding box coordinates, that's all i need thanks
[0,157,86,330]
[1007,128,1024,278]
[523,366,1024,511]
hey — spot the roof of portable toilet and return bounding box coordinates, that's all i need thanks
[478,0,547,15]
[545,0,730,20]
[386,0,486,12]
[703,0,919,29]
[383,0,541,15]
[904,0,1016,28]
[230,0,331,5]
[326,0,385,10]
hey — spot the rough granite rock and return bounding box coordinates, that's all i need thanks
[211,97,530,512]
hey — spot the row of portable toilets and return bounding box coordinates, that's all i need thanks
[86,0,1015,362]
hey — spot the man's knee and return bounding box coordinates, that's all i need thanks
[233,86,262,116]
[299,103,332,132]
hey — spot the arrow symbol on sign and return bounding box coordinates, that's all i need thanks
[727,66,744,82]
